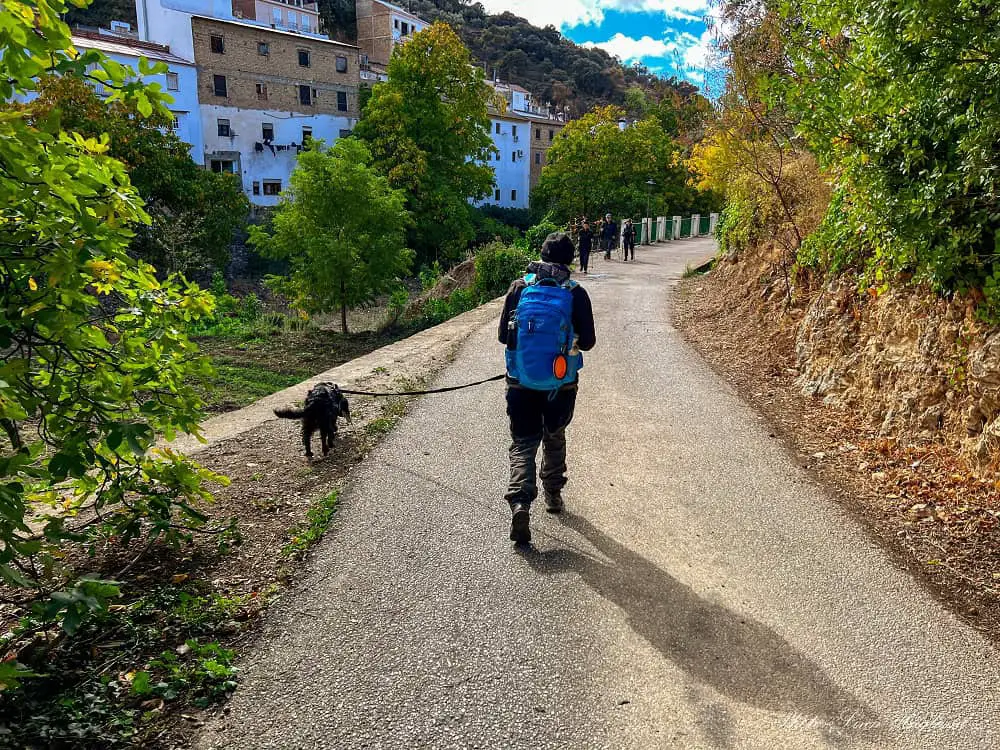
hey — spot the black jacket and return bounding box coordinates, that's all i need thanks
[577,228,593,254]
[601,221,618,242]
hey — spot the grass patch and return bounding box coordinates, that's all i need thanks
[282,491,339,559]
[682,259,715,278]
[191,327,413,414]
[194,360,307,413]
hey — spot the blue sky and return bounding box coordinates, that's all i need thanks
[477,1,719,91]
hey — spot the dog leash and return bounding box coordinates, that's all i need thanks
[338,373,506,398]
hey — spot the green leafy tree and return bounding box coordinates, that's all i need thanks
[1,0,224,636]
[28,75,249,277]
[354,22,495,266]
[533,106,695,223]
[250,138,413,333]
[774,0,1000,306]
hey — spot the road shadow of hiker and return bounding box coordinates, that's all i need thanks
[520,513,885,747]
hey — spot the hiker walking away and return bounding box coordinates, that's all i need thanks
[622,219,636,262]
[601,213,618,260]
[577,219,593,274]
[498,233,596,544]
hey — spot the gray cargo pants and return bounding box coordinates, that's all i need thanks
[504,386,578,507]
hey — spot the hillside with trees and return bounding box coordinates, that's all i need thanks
[321,0,705,118]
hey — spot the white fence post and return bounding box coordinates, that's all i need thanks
[672,215,682,240]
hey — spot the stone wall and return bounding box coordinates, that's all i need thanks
[192,17,360,117]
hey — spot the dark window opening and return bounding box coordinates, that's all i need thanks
[299,85,312,105]
[336,55,348,73]
[210,35,224,54]
[262,122,274,141]
[252,181,260,195]
[256,82,268,100]
[213,74,227,97]
[494,189,500,202]
[210,159,235,174]
[337,91,348,111]
[298,49,310,67]
[263,180,282,196]
[511,190,517,201]
[217,118,230,137]
[258,41,269,56]
[302,126,313,142]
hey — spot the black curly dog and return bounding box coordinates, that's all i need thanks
[274,382,352,458]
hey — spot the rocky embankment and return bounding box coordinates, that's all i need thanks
[795,280,1000,463]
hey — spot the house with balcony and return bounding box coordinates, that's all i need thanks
[192,15,360,205]
[355,0,428,67]
[232,0,321,34]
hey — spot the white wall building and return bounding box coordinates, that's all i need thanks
[199,104,356,207]
[233,0,322,35]
[482,116,531,210]
[132,0,360,207]
[135,0,231,60]
[478,81,566,210]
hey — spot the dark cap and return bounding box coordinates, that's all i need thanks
[540,232,575,265]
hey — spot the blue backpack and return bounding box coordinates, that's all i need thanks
[505,274,583,391]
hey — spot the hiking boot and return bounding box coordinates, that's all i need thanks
[509,503,531,544]
[543,491,564,514]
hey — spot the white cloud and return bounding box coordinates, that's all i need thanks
[682,28,714,71]
[581,33,678,62]
[580,27,718,86]
[476,0,710,29]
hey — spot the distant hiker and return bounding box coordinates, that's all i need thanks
[601,213,618,260]
[622,219,636,261]
[577,219,593,274]
[498,232,597,545]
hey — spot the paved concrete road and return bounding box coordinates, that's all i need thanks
[198,238,1000,750]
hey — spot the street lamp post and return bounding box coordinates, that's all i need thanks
[645,180,656,243]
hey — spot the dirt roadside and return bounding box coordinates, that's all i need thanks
[673,272,1000,643]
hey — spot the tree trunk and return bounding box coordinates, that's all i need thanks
[340,277,348,334]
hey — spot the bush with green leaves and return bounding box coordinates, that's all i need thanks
[1,0,225,646]
[761,0,1000,312]
[523,215,563,253]
[473,242,534,300]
